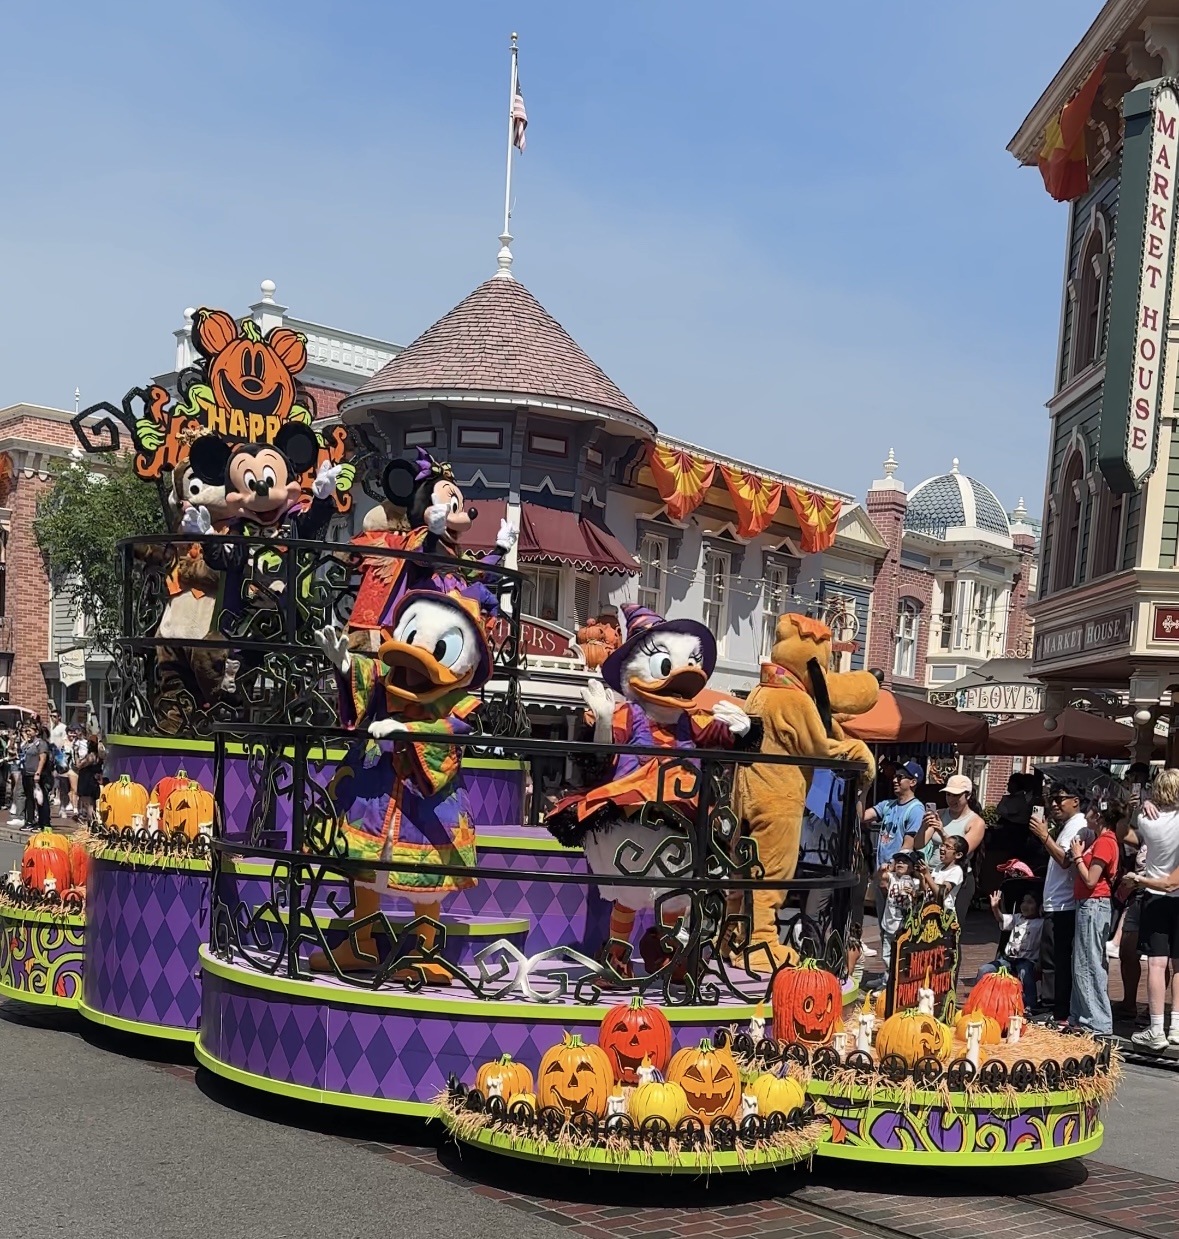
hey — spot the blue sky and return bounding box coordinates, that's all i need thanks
[0,1,1098,512]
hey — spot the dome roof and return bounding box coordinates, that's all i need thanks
[905,461,1010,537]
[340,275,652,432]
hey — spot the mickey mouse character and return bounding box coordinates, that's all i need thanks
[347,448,517,648]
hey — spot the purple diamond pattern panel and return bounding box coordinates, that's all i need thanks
[459,764,523,827]
[84,858,209,1031]
[202,965,722,1104]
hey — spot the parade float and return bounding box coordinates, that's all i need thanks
[0,293,1116,1181]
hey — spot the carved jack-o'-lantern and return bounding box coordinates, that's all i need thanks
[21,830,71,893]
[666,1038,741,1122]
[875,1009,954,1067]
[597,995,673,1086]
[771,958,843,1046]
[192,309,307,430]
[537,1033,614,1117]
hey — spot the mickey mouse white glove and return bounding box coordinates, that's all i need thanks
[496,518,519,550]
[180,504,212,535]
[582,678,614,724]
[313,624,351,674]
[312,461,344,500]
[711,699,751,737]
[424,503,449,535]
[368,718,408,739]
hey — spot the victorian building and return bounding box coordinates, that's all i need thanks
[1008,2,1179,761]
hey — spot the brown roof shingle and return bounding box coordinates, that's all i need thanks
[344,277,647,424]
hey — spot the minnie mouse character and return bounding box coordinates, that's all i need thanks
[347,448,516,649]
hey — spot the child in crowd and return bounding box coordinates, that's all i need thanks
[877,850,919,978]
[919,834,968,910]
[977,890,1043,1011]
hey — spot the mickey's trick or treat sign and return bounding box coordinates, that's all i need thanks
[885,901,960,1019]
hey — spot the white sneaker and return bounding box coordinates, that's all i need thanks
[7,817,23,827]
[1131,1028,1168,1051]
[1168,1028,1179,1046]
[859,943,877,958]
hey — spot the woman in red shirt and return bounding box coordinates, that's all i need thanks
[1068,799,1123,1036]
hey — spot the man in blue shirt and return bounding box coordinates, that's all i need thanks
[863,761,926,923]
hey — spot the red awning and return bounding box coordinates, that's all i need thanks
[465,500,639,575]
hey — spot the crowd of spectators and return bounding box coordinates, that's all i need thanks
[1,709,104,830]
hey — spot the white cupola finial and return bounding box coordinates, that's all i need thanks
[251,280,286,334]
[260,279,276,303]
[1012,496,1028,521]
[951,457,960,474]
[495,231,515,280]
[883,448,898,478]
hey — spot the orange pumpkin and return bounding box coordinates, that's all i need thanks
[98,775,149,829]
[191,308,238,355]
[598,995,673,1086]
[162,782,215,840]
[964,966,1025,1033]
[67,838,89,888]
[537,1033,614,1117]
[21,829,71,893]
[474,1053,534,1102]
[151,767,193,806]
[194,309,306,429]
[666,1038,741,1122]
[771,958,843,1046]
[953,1012,1003,1045]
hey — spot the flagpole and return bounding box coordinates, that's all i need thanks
[496,32,519,279]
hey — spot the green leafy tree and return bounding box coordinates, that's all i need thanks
[33,453,166,653]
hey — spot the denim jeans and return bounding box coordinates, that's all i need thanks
[978,957,1037,1011]
[1071,897,1112,1035]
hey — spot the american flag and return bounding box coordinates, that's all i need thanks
[512,80,528,152]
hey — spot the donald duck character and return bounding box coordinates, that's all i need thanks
[547,603,751,979]
[312,586,492,981]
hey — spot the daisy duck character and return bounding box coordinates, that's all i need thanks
[546,603,751,979]
[312,585,493,981]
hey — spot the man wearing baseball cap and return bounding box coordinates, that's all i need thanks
[862,760,927,923]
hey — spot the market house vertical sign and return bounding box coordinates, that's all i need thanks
[1101,80,1179,493]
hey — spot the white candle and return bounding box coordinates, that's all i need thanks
[917,987,935,1016]
[1006,1014,1023,1045]
[43,874,58,894]
[748,1000,766,1043]
[964,1019,984,1070]
[832,1030,848,1061]
[741,1093,758,1120]
[856,1013,874,1054]
[606,1090,627,1118]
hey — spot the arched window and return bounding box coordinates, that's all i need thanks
[1052,451,1085,592]
[1070,214,1108,377]
[894,598,921,680]
[1090,476,1125,578]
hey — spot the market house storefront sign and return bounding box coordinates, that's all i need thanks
[958,682,1045,715]
[1034,608,1134,665]
[1152,604,1179,640]
[1101,79,1179,493]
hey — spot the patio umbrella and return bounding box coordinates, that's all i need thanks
[840,690,989,747]
[984,708,1134,758]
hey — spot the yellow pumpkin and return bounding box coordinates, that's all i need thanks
[629,1078,688,1126]
[537,1033,614,1117]
[666,1038,741,1122]
[874,1009,954,1067]
[954,1012,1003,1045]
[98,775,149,829]
[474,1053,534,1101]
[162,781,214,840]
[509,1091,538,1111]
[749,1071,805,1117]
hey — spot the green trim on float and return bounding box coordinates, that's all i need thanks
[105,734,524,771]
[447,1123,819,1173]
[257,909,529,938]
[0,906,85,929]
[0,979,81,1009]
[194,1039,434,1116]
[78,999,198,1042]
[477,833,580,854]
[200,946,764,1022]
[91,851,211,874]
[814,1126,1103,1166]
[807,1078,1095,1111]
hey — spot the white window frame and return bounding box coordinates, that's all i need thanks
[894,598,920,680]
[521,567,561,623]
[938,580,953,651]
[761,562,789,659]
[637,534,668,614]
[702,549,731,650]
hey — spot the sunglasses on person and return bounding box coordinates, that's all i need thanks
[1050,793,1076,804]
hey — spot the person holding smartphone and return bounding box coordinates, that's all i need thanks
[1029,779,1088,1026]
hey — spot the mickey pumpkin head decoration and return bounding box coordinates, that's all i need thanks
[597,995,673,1086]
[537,1033,614,1118]
[192,308,307,436]
[666,1038,741,1122]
